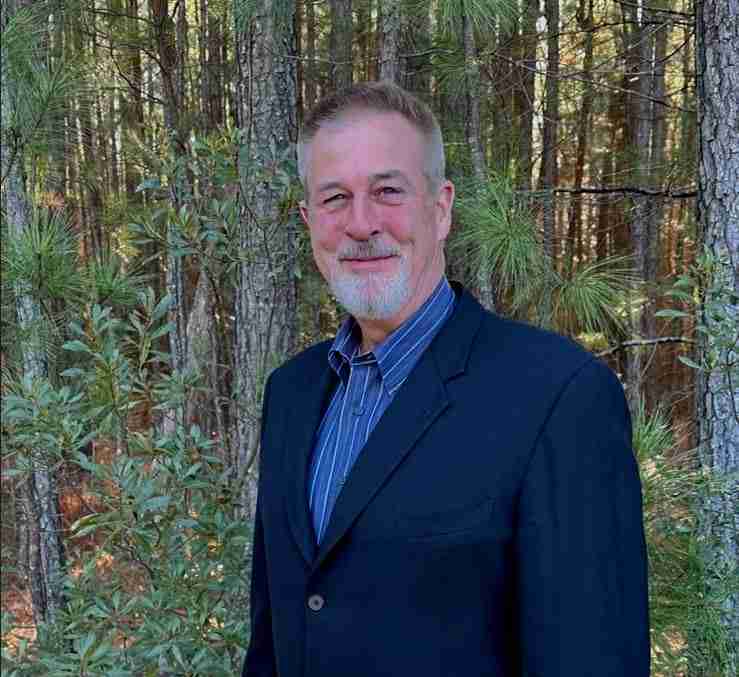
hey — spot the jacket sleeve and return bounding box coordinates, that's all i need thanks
[515,358,650,675]
[242,375,278,677]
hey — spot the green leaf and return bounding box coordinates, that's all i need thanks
[141,495,171,513]
[62,340,92,353]
[655,309,689,319]
[678,355,702,370]
[152,295,173,323]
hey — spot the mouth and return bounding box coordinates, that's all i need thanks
[340,255,398,271]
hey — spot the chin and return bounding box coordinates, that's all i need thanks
[331,270,411,321]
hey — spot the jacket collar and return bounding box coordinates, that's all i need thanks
[284,282,485,568]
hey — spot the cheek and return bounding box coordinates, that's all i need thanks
[309,228,340,277]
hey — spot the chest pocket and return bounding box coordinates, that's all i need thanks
[390,495,499,540]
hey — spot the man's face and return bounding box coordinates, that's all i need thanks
[299,111,454,323]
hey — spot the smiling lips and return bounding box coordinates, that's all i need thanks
[341,255,398,271]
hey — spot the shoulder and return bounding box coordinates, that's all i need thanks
[476,309,594,371]
[469,308,622,404]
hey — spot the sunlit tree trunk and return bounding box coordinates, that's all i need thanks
[695,0,739,665]
[538,0,559,264]
[516,0,537,192]
[1,0,66,629]
[233,0,298,520]
[567,0,593,268]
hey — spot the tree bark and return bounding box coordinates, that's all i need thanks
[304,0,317,109]
[152,0,190,391]
[402,0,431,96]
[516,0,537,192]
[462,3,486,183]
[566,0,594,268]
[537,0,559,264]
[695,0,739,664]
[379,0,401,82]
[329,0,352,90]
[620,0,654,410]
[461,1,494,312]
[1,0,66,628]
[233,0,298,520]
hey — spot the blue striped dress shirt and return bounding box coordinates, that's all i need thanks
[308,277,457,544]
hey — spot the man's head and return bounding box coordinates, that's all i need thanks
[297,81,445,198]
[298,82,454,327]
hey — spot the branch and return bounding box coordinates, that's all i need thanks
[598,337,694,357]
[486,50,695,114]
[614,0,694,19]
[554,186,697,199]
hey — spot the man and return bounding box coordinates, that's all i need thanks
[243,81,650,676]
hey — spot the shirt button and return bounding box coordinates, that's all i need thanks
[307,594,325,611]
[352,402,365,416]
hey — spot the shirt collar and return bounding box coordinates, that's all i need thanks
[328,277,456,394]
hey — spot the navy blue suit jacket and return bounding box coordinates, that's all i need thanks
[243,284,650,676]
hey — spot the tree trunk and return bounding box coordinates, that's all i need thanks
[74,22,104,260]
[199,0,209,131]
[402,0,431,96]
[329,0,352,90]
[566,0,593,269]
[461,1,494,312]
[152,0,189,389]
[1,0,66,629]
[379,0,401,82]
[695,0,739,665]
[304,0,316,109]
[516,0,537,192]
[462,4,485,182]
[48,5,67,201]
[643,11,670,409]
[537,0,559,264]
[620,0,653,410]
[123,0,145,194]
[233,0,298,520]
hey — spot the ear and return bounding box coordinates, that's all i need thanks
[434,180,455,241]
[299,199,310,226]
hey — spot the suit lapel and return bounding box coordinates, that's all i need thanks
[313,348,448,570]
[312,284,485,571]
[283,349,337,566]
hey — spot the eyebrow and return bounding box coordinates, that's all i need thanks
[370,170,410,184]
[316,180,344,194]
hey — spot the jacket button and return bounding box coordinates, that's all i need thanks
[307,594,325,611]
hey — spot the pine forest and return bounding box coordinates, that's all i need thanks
[1,0,737,673]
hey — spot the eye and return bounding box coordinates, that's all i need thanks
[323,193,346,205]
[377,186,404,201]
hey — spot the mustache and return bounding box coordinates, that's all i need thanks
[338,242,401,260]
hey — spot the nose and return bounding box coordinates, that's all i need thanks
[344,194,381,240]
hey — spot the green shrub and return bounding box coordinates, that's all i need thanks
[1,294,250,676]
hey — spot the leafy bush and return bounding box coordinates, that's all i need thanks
[1,293,250,676]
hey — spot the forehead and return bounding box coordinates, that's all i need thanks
[308,111,427,176]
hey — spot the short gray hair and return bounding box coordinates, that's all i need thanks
[297,81,445,197]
